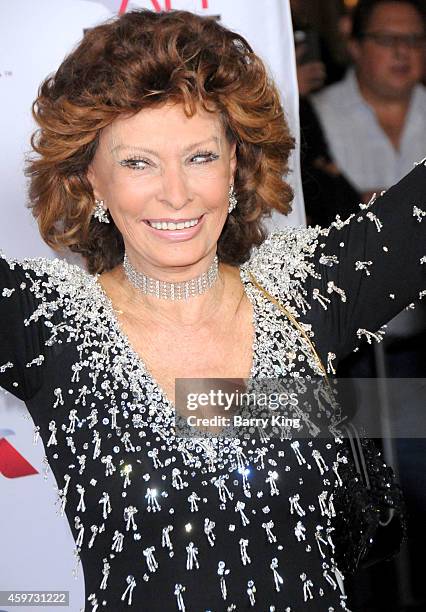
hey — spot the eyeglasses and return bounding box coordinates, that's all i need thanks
[361,32,426,50]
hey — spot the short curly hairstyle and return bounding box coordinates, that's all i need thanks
[26,9,294,274]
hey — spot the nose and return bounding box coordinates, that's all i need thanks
[392,40,410,60]
[158,165,193,210]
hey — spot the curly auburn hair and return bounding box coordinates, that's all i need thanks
[26,9,294,274]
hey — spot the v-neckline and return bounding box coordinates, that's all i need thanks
[91,268,259,413]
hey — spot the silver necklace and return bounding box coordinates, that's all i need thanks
[123,253,219,300]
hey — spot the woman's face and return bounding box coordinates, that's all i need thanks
[88,103,237,276]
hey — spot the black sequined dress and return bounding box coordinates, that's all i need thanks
[1,162,425,611]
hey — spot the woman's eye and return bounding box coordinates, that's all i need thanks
[118,152,219,169]
[119,158,150,170]
[190,152,219,164]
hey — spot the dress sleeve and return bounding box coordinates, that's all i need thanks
[0,254,49,401]
[302,160,426,368]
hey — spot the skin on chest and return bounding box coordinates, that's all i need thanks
[375,106,408,150]
[119,295,254,405]
[99,263,254,404]
[379,118,403,149]
[134,312,250,380]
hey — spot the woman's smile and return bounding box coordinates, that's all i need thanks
[88,103,236,271]
[142,213,206,241]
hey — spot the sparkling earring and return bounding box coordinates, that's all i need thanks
[228,185,237,214]
[93,199,110,224]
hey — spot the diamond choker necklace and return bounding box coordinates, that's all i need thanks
[123,253,219,300]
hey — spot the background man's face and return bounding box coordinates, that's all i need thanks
[352,2,425,100]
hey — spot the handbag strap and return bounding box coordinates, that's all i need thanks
[248,269,372,487]
[247,270,329,379]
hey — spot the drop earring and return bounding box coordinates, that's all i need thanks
[93,199,110,224]
[228,185,237,214]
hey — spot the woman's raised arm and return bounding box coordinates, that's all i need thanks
[0,255,48,400]
[303,160,426,367]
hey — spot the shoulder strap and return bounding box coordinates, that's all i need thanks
[247,270,329,381]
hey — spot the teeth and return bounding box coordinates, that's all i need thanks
[149,217,200,230]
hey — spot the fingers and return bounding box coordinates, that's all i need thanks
[296,61,326,95]
[302,62,326,79]
[295,43,308,62]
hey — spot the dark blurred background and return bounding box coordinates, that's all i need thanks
[290,1,426,610]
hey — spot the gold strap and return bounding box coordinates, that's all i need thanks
[247,270,329,381]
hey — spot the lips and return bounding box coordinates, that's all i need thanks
[144,215,204,231]
[140,212,206,242]
[390,65,410,74]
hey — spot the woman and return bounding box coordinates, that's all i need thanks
[1,9,425,611]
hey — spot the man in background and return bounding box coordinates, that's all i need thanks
[311,0,426,372]
[311,0,426,204]
[311,3,426,609]
[290,0,362,227]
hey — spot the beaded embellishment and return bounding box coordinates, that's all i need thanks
[0,227,354,611]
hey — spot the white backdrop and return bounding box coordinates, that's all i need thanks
[0,2,302,611]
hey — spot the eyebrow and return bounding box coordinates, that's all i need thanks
[365,29,425,35]
[110,137,221,156]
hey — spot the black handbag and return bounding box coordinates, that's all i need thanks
[248,271,407,575]
[332,423,406,574]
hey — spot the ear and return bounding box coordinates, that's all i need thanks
[229,141,237,182]
[348,39,361,63]
[86,164,102,201]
